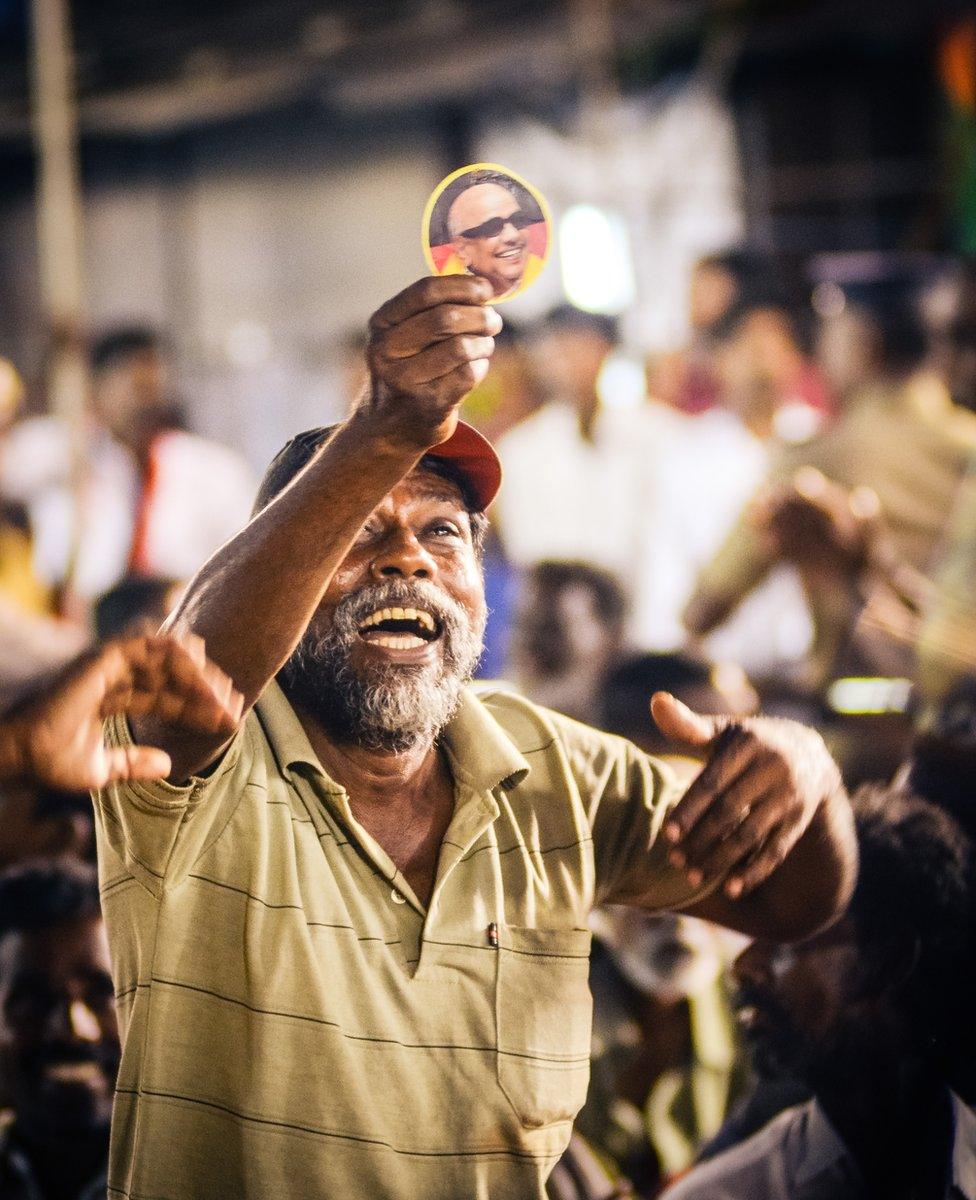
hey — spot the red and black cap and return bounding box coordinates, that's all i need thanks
[253,420,502,516]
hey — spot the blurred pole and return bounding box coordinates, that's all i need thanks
[568,0,617,142]
[28,0,89,614]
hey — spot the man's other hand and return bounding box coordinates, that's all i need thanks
[651,691,844,900]
[364,275,502,450]
[1,634,244,791]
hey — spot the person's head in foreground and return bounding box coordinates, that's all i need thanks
[734,785,972,1091]
[255,422,496,753]
[0,859,118,1194]
[447,172,533,299]
[668,786,974,1199]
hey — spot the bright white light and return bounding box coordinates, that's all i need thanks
[225,320,271,368]
[597,353,645,410]
[559,205,636,315]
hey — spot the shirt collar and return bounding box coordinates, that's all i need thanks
[255,680,529,795]
[793,1099,857,1189]
[440,687,530,793]
[951,1093,976,1200]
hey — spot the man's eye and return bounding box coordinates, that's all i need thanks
[429,522,461,538]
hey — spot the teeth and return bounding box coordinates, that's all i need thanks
[371,634,426,649]
[359,606,436,632]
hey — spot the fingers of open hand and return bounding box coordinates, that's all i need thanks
[369,276,493,331]
[668,767,777,869]
[104,634,241,733]
[682,792,788,895]
[157,640,242,732]
[663,726,755,845]
[377,304,502,360]
[724,824,803,898]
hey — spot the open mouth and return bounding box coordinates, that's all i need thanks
[357,606,441,650]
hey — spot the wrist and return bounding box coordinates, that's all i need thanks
[343,403,440,464]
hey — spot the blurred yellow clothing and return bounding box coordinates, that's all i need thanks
[0,523,52,616]
[437,250,545,295]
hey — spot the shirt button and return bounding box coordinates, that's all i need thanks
[391,889,406,904]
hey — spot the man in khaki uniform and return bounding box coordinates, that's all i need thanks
[94,276,857,1200]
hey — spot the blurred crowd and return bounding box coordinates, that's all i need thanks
[2,247,976,1199]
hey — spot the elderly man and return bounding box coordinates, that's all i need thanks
[95,276,856,1200]
[447,173,541,298]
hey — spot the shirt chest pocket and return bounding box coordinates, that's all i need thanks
[495,925,593,1128]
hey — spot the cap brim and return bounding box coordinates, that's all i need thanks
[427,420,502,511]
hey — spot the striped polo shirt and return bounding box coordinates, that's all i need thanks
[94,680,707,1199]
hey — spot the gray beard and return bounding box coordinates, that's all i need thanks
[280,577,485,752]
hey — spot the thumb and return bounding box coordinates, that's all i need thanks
[103,744,173,784]
[649,691,725,752]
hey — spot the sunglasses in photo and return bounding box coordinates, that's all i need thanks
[457,209,537,240]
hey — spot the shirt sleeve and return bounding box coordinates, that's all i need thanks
[92,714,255,895]
[556,714,720,910]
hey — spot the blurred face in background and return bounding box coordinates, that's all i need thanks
[514,571,622,683]
[449,183,529,298]
[592,907,730,1004]
[814,307,882,400]
[461,339,543,443]
[0,916,120,1139]
[92,346,169,447]
[690,260,739,334]
[534,326,613,406]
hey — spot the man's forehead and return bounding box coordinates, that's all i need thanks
[377,466,469,511]
[449,183,517,232]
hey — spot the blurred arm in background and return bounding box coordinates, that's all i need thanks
[0,633,241,791]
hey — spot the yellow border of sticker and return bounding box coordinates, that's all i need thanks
[421,161,552,304]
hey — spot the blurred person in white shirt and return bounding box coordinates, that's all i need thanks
[0,328,255,604]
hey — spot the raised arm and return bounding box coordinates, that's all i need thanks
[150,275,500,779]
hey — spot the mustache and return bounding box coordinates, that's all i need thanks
[332,578,476,651]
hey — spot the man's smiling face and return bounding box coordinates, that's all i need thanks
[280,467,487,751]
[449,183,530,298]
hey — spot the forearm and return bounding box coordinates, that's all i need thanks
[683,523,773,639]
[169,413,423,703]
[135,415,424,777]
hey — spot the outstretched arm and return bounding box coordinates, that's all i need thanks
[0,634,243,791]
[149,276,499,780]
[653,693,858,941]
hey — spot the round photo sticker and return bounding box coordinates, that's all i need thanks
[422,163,551,304]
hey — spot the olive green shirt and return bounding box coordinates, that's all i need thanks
[94,681,706,1200]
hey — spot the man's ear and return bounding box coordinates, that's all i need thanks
[454,239,471,268]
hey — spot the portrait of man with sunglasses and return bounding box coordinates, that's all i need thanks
[442,169,546,299]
